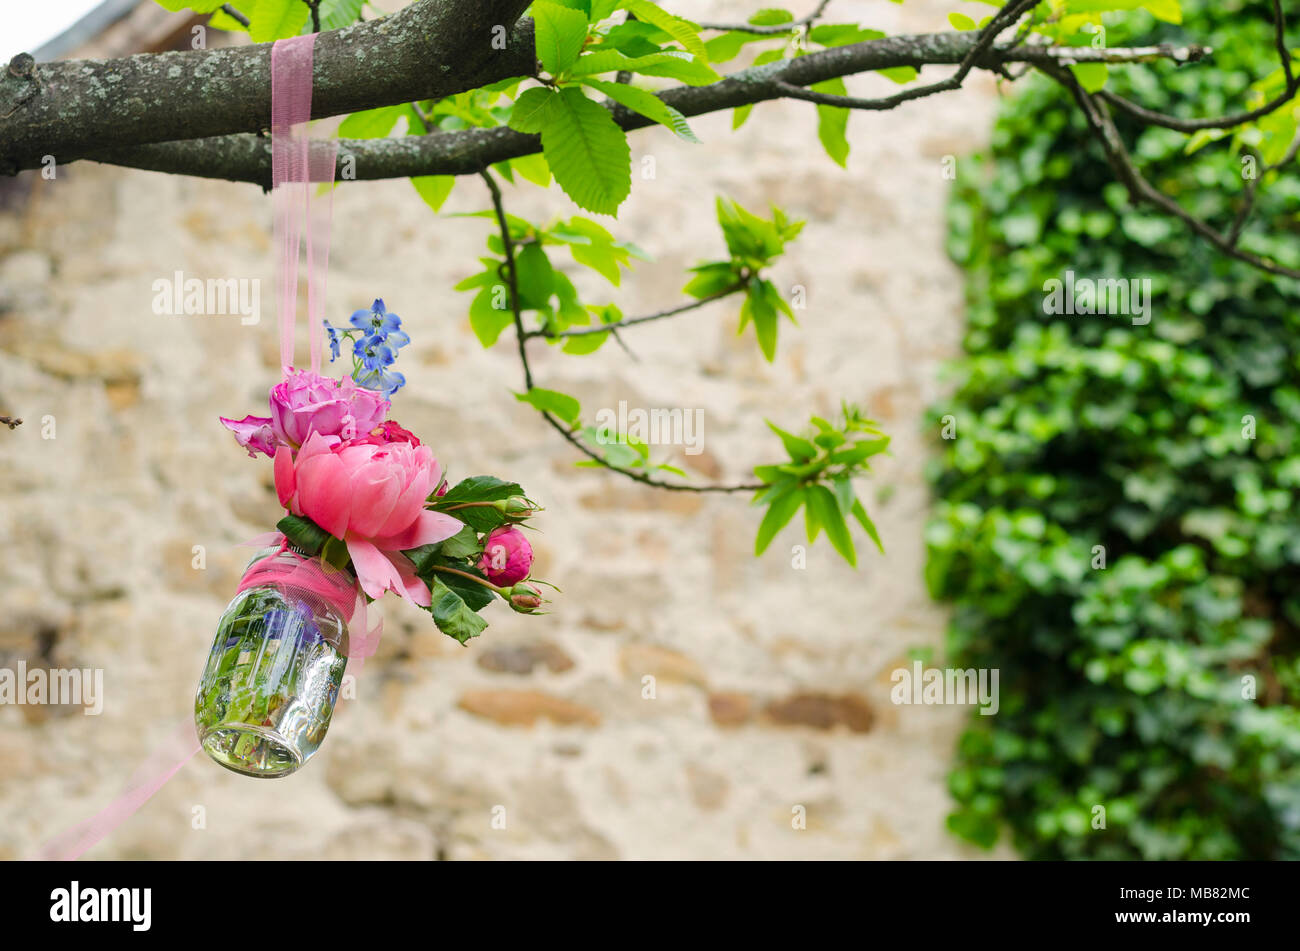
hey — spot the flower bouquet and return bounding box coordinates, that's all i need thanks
[197,301,548,777]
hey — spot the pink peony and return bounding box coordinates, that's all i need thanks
[269,370,389,449]
[274,432,462,606]
[477,526,534,587]
[353,420,421,447]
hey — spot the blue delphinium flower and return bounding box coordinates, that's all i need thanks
[356,333,397,370]
[323,321,343,362]
[349,299,410,349]
[355,366,406,398]
[328,299,412,398]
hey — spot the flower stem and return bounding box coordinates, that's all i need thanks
[430,565,504,594]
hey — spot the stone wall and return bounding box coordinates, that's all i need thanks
[0,0,1009,859]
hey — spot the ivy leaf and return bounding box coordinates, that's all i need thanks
[622,0,708,58]
[580,78,701,142]
[428,579,488,645]
[517,387,582,425]
[533,1,590,75]
[807,484,857,566]
[540,86,632,215]
[754,485,804,556]
[247,0,310,42]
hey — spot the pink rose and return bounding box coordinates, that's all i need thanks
[477,526,534,587]
[354,420,421,447]
[269,370,389,449]
[274,432,462,605]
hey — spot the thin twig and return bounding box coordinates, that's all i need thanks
[1047,63,1300,280]
[220,4,250,27]
[698,0,833,35]
[479,169,760,494]
[773,0,1039,113]
[524,283,745,339]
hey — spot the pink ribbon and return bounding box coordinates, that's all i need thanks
[35,34,366,862]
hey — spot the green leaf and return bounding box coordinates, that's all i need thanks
[807,484,856,566]
[767,420,818,462]
[517,387,582,425]
[852,498,884,554]
[318,0,365,31]
[511,152,552,186]
[276,514,330,556]
[338,104,407,139]
[533,1,590,75]
[469,285,513,347]
[1072,62,1108,93]
[515,243,556,309]
[437,475,525,505]
[156,0,225,11]
[879,65,918,85]
[248,0,310,42]
[540,86,632,215]
[580,78,700,142]
[405,525,481,573]
[813,77,850,168]
[411,175,455,212]
[754,485,804,556]
[570,50,720,85]
[622,0,707,58]
[733,103,755,129]
[209,8,249,31]
[948,12,977,30]
[428,579,488,645]
[508,87,559,133]
[437,569,496,612]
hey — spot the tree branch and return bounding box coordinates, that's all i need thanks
[1045,62,1300,281]
[56,31,1212,186]
[0,0,536,173]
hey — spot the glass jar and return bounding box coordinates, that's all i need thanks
[195,548,352,778]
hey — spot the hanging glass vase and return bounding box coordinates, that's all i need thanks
[194,547,352,778]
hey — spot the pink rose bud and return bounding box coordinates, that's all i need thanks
[477,526,534,587]
[507,583,544,614]
[355,420,421,447]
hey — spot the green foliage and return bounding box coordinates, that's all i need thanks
[686,199,804,361]
[752,405,889,565]
[930,0,1300,859]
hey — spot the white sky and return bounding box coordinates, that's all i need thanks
[2,1,105,62]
